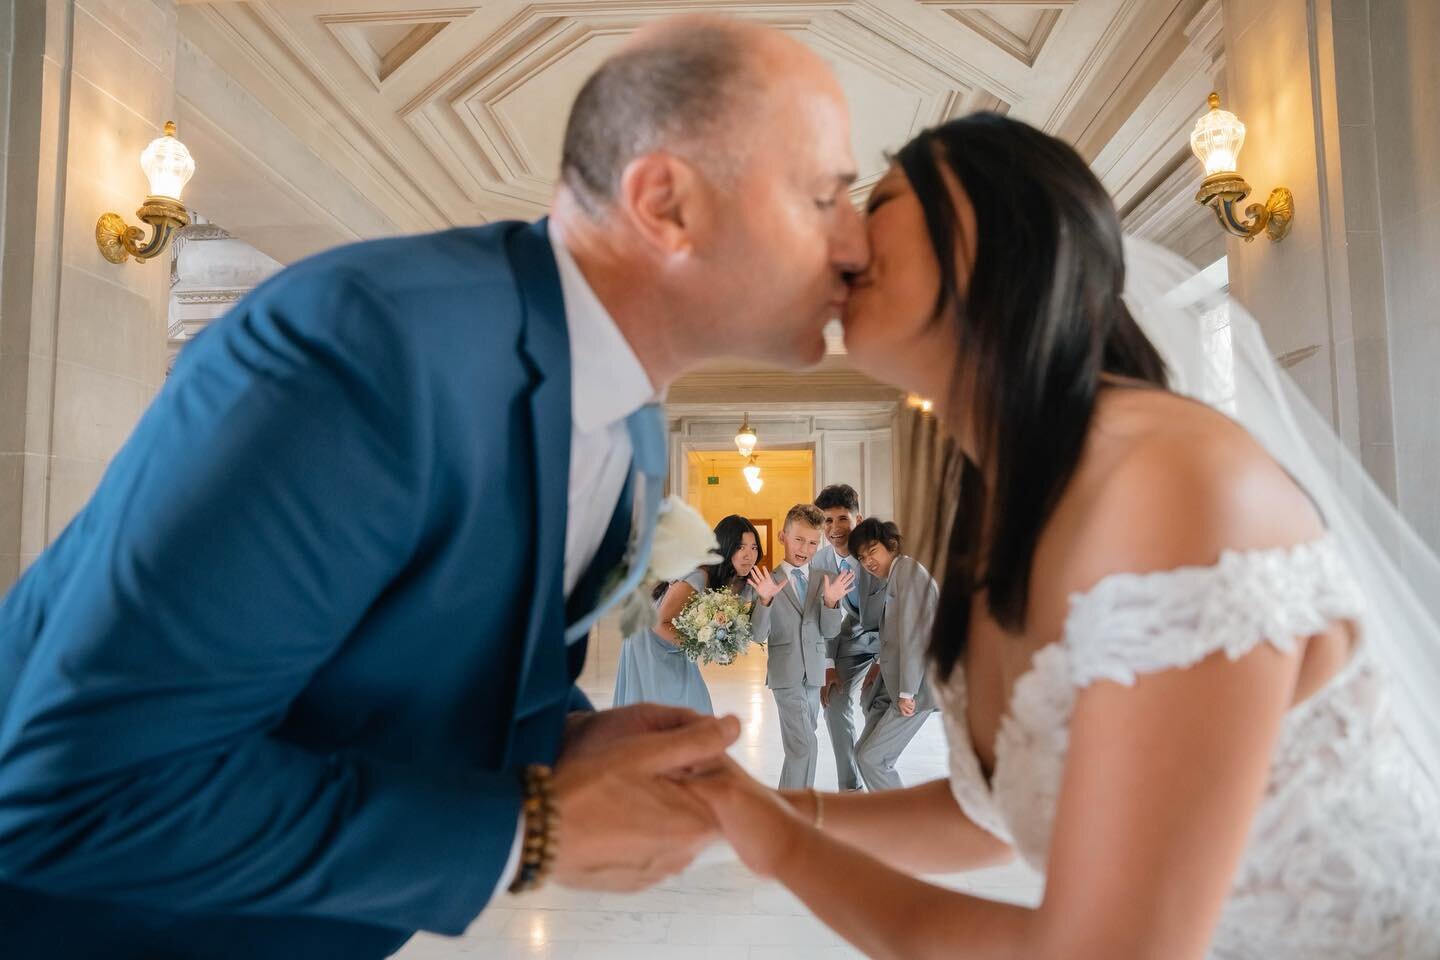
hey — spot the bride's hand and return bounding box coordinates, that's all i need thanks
[687,756,808,877]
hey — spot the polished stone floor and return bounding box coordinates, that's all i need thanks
[395,617,1042,959]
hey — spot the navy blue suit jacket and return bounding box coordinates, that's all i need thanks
[0,220,621,958]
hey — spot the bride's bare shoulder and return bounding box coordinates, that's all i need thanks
[1071,389,1326,582]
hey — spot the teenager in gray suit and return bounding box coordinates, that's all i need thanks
[746,503,855,789]
[814,484,887,791]
[850,519,940,791]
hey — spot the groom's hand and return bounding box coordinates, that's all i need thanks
[550,713,741,892]
[560,703,708,763]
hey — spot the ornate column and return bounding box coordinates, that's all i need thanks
[166,216,281,373]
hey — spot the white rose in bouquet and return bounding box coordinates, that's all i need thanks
[648,497,722,580]
[617,496,723,636]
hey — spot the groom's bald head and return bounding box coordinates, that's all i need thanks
[553,14,865,382]
[560,16,811,214]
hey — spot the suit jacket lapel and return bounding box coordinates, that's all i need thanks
[779,569,803,615]
[505,218,570,766]
[565,471,634,642]
[805,566,825,615]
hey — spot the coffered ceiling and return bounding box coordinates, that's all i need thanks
[177,0,1208,235]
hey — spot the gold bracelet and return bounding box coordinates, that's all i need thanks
[508,764,558,894]
[810,787,825,831]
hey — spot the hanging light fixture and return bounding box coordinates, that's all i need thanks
[742,455,762,493]
[734,414,758,457]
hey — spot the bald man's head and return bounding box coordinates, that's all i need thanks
[554,14,867,375]
[559,16,818,214]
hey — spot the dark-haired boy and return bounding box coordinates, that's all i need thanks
[814,484,885,791]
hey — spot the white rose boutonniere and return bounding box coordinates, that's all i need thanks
[617,496,722,636]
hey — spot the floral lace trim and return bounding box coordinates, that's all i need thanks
[1062,535,1365,689]
[991,644,1074,869]
[935,666,1014,846]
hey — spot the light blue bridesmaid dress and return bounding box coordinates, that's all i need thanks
[612,568,719,714]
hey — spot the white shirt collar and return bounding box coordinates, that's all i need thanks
[781,560,811,578]
[548,219,655,433]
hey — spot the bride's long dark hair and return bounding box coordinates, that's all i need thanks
[899,113,1168,681]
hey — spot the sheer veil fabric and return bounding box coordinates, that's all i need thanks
[1121,237,1440,785]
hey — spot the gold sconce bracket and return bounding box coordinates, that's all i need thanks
[1189,92,1294,243]
[1195,174,1294,244]
[95,196,189,264]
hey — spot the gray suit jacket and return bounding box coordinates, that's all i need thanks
[755,556,844,689]
[875,555,940,712]
[817,543,885,660]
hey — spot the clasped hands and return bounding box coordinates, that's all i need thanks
[549,703,804,891]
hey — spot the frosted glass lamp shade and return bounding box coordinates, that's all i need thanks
[734,417,757,457]
[141,121,195,201]
[1191,93,1245,177]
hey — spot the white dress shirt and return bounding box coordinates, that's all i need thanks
[493,222,656,905]
[551,220,656,599]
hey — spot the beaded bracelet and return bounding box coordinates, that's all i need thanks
[507,763,559,894]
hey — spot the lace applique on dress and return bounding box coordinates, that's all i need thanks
[940,537,1440,958]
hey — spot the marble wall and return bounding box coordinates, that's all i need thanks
[1222,0,1346,428]
[0,0,179,590]
[1223,0,1439,545]
[1369,0,1440,548]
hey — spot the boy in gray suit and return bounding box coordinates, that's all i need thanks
[814,484,886,791]
[747,503,854,789]
[850,519,940,791]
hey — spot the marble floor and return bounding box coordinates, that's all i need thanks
[396,617,1042,960]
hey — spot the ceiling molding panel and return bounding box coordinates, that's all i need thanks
[177,0,1218,227]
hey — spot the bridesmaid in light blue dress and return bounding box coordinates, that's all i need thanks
[613,515,766,714]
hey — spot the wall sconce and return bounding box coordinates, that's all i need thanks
[96,120,195,264]
[734,414,757,458]
[905,394,934,414]
[1191,92,1293,243]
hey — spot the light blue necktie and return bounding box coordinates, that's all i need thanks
[792,568,808,603]
[839,556,861,608]
[565,404,667,643]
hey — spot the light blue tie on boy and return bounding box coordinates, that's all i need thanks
[564,403,668,644]
[793,568,808,601]
[838,555,861,608]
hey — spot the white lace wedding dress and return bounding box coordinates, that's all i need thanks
[938,535,1440,958]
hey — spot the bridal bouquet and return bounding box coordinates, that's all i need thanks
[672,588,759,665]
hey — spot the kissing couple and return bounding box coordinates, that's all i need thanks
[2,13,1438,960]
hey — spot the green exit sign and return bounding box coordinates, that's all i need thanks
[707,476,720,485]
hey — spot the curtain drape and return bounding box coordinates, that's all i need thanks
[892,404,961,583]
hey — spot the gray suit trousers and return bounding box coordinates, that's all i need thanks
[824,653,877,791]
[773,684,823,790]
[856,679,934,792]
